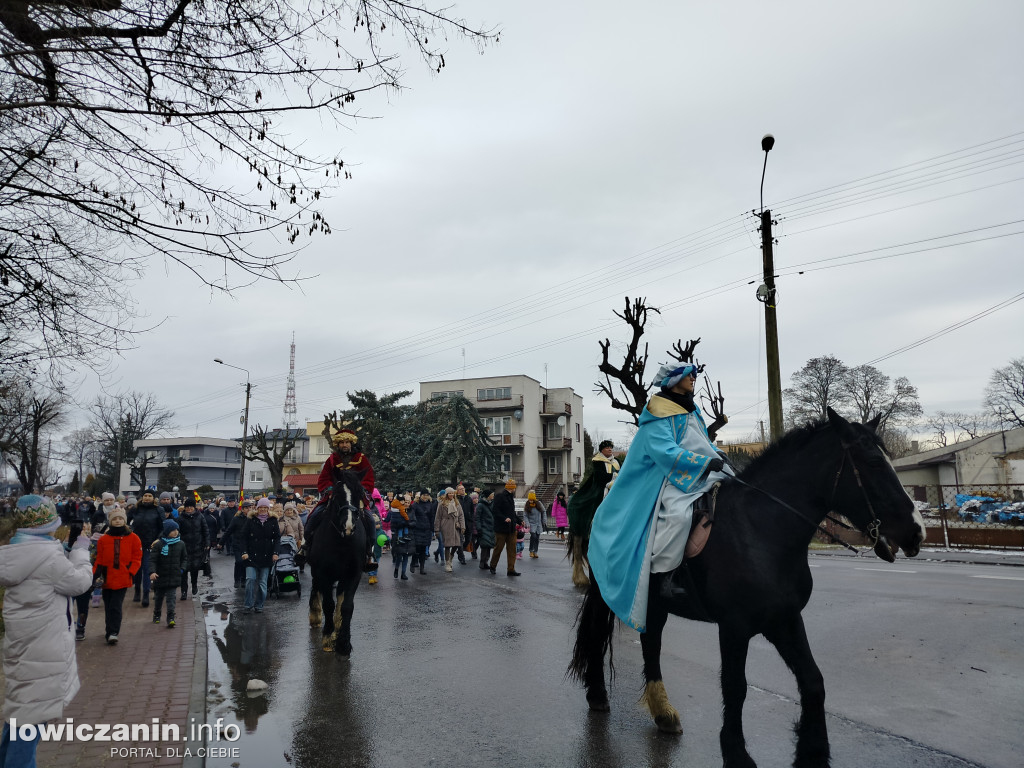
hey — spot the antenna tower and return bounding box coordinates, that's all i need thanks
[283,332,298,430]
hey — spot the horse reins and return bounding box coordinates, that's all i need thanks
[729,441,881,555]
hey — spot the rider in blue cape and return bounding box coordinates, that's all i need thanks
[588,362,734,632]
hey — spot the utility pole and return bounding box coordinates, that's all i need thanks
[215,358,252,502]
[240,381,251,502]
[757,134,784,441]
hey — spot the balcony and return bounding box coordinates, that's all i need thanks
[540,400,572,417]
[471,394,523,411]
[486,433,524,448]
[539,437,572,451]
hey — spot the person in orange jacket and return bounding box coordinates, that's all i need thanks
[93,508,142,645]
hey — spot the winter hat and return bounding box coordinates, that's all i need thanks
[126,496,138,506]
[371,488,382,500]
[15,495,60,533]
[182,495,196,508]
[505,479,517,491]
[256,498,272,509]
[656,362,698,390]
[101,492,116,503]
[527,491,537,501]
[162,519,180,537]
[444,487,456,496]
[284,501,296,511]
[159,492,173,502]
[109,509,128,527]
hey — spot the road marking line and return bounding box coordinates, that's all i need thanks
[971,575,1024,581]
[854,567,917,573]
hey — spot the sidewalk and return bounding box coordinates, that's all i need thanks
[10,588,209,768]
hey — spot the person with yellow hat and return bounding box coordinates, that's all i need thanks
[523,490,546,558]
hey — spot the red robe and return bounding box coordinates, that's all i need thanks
[317,451,375,496]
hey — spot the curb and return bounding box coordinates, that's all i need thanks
[808,548,1024,568]
[182,594,208,768]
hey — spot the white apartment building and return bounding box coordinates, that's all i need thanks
[419,375,585,499]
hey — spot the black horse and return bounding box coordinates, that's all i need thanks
[568,408,925,768]
[308,468,367,655]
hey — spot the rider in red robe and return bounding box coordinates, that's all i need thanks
[317,437,375,497]
[301,428,377,569]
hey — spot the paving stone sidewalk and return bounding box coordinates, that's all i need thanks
[4,589,208,768]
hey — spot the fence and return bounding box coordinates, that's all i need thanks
[813,485,1024,550]
[906,484,1024,550]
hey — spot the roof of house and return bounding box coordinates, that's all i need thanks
[282,473,319,487]
[892,427,1024,470]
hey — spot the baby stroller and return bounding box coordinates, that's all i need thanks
[270,535,301,598]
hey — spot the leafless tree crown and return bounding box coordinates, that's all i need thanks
[0,0,499,373]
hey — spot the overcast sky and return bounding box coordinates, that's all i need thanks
[65,0,1024,448]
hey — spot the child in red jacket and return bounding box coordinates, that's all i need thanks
[93,508,142,645]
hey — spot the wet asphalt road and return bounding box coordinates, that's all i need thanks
[199,542,1018,768]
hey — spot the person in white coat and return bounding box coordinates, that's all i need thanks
[0,495,94,766]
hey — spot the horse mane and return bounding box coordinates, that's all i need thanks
[738,418,831,479]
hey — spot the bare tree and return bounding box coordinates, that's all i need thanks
[0,382,66,492]
[784,355,851,426]
[0,1,499,373]
[88,391,174,491]
[594,297,729,439]
[841,365,922,433]
[595,297,659,425]
[926,411,994,447]
[243,424,298,494]
[983,357,1024,429]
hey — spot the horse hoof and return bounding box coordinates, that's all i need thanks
[322,641,334,652]
[654,713,683,734]
[586,694,610,712]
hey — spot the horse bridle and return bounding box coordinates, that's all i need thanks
[328,501,361,537]
[731,440,882,554]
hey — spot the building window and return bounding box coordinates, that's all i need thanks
[314,437,330,456]
[178,449,191,461]
[577,457,582,475]
[576,423,581,442]
[477,387,511,401]
[430,390,464,401]
[546,421,563,439]
[546,455,562,475]
[485,454,512,473]
[249,470,264,483]
[483,416,511,436]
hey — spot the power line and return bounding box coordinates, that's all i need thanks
[863,291,1024,366]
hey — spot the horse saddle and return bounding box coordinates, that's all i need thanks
[684,481,720,560]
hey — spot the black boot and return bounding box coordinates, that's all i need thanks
[658,568,688,602]
[133,587,141,603]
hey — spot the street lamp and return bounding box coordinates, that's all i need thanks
[214,358,252,502]
[756,134,783,442]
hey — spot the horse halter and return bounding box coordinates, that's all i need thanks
[827,440,883,551]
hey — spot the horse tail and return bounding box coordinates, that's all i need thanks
[567,577,616,685]
[565,531,575,561]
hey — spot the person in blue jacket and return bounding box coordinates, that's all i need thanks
[588,362,733,632]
